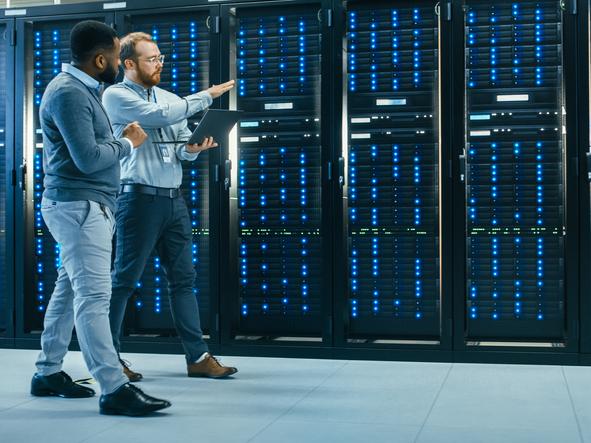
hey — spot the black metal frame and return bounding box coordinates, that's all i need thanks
[219,0,334,351]
[562,0,582,354]
[111,1,223,355]
[1,0,591,366]
[330,0,455,353]
[580,0,591,354]
[13,6,116,348]
[452,0,581,358]
[0,18,15,347]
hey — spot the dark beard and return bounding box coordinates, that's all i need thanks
[138,69,161,87]
[115,64,125,84]
[98,62,119,85]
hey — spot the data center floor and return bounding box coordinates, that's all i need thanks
[0,348,588,443]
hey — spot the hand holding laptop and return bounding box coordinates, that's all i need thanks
[155,109,243,146]
[186,136,218,153]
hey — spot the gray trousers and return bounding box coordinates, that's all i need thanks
[35,198,128,395]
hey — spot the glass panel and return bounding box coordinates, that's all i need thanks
[230,6,323,337]
[122,12,212,335]
[25,19,86,332]
[464,0,565,339]
[345,5,440,340]
[0,23,8,335]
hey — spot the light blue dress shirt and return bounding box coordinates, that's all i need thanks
[61,63,101,92]
[102,77,212,189]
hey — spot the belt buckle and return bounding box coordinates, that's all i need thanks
[169,189,175,198]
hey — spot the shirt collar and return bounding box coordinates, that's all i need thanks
[61,63,101,93]
[122,76,153,98]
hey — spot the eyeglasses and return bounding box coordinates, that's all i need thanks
[138,54,165,65]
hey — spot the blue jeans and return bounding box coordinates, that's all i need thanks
[36,198,128,395]
[110,193,208,363]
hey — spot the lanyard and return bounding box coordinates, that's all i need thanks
[124,83,166,141]
[123,82,173,163]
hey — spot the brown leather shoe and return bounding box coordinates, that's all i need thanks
[187,353,238,379]
[120,359,143,382]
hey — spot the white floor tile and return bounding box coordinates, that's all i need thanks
[0,350,586,443]
[425,364,577,432]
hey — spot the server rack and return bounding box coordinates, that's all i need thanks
[582,0,591,357]
[333,0,452,350]
[3,0,589,364]
[14,7,115,341]
[113,2,221,350]
[456,0,579,351]
[0,18,15,344]
[221,0,333,347]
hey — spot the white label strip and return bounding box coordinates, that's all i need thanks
[264,102,293,110]
[470,114,491,121]
[496,94,529,102]
[36,143,44,148]
[4,9,26,16]
[351,117,371,124]
[377,98,406,106]
[470,130,491,137]
[240,137,259,143]
[240,121,259,128]
[103,2,126,9]
[351,133,371,140]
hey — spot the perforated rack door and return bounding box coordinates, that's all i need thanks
[464,0,566,339]
[23,16,110,333]
[0,21,12,338]
[345,4,441,339]
[119,10,213,335]
[229,5,325,336]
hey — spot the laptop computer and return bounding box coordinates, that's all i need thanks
[155,109,243,145]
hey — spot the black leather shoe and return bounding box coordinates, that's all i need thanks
[99,383,171,416]
[31,371,95,398]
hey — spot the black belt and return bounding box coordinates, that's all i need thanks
[120,184,180,199]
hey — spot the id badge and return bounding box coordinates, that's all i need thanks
[160,145,172,163]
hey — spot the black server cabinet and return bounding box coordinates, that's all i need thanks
[335,0,448,346]
[221,0,333,344]
[114,4,221,346]
[0,19,15,343]
[459,0,578,345]
[582,0,591,356]
[14,10,114,338]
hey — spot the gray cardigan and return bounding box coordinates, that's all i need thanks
[40,71,132,212]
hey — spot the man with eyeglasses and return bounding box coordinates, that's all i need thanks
[102,32,236,381]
